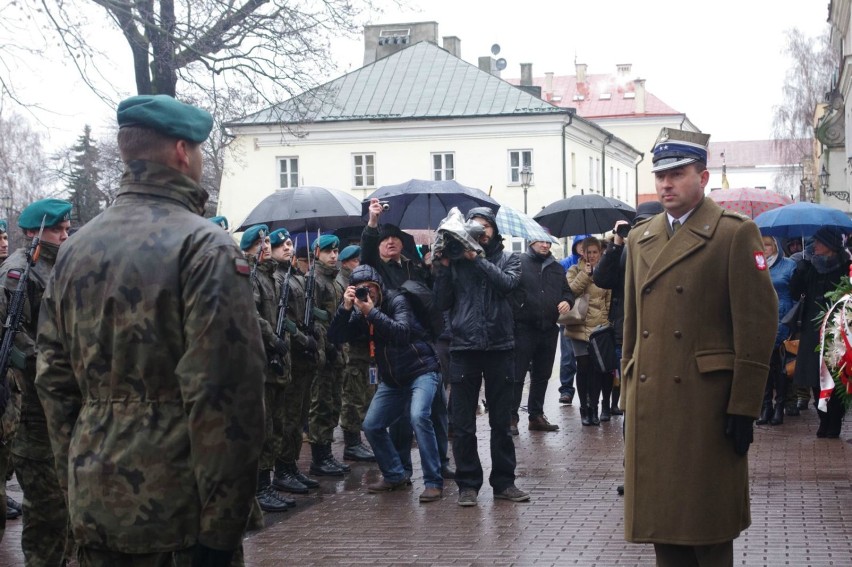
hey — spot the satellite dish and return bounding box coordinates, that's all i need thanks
[495,58,507,71]
[491,43,501,56]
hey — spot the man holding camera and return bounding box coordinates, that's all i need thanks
[433,207,528,506]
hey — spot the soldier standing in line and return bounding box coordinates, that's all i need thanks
[0,200,71,565]
[308,235,351,476]
[240,224,293,514]
[36,95,266,565]
[335,245,376,463]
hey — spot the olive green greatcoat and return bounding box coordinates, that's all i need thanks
[621,198,777,546]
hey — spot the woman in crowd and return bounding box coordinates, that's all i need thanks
[565,237,611,426]
[757,236,796,426]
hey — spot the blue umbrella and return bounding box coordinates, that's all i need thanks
[495,205,557,243]
[753,202,852,238]
[363,179,500,230]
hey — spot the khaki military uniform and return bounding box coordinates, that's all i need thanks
[35,160,266,557]
[622,198,777,545]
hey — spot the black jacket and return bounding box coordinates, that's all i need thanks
[593,241,625,344]
[360,225,430,290]
[513,246,574,331]
[433,238,520,351]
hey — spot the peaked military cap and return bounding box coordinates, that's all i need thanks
[0,220,6,233]
[209,216,229,230]
[339,245,360,262]
[269,228,291,248]
[312,234,339,251]
[240,224,268,251]
[117,95,214,143]
[650,128,711,173]
[18,199,72,230]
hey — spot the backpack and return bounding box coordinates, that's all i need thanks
[392,280,443,341]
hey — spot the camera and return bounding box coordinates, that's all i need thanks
[379,201,390,211]
[355,286,371,301]
[616,224,631,239]
[442,237,467,260]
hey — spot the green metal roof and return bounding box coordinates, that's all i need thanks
[230,41,566,126]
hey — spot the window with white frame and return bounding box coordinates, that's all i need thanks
[278,157,299,189]
[508,150,532,183]
[432,153,455,181]
[353,153,375,188]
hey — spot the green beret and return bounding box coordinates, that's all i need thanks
[0,220,7,233]
[339,245,360,262]
[312,234,339,252]
[269,228,291,248]
[18,199,72,230]
[117,95,213,143]
[240,224,268,251]
[209,216,229,230]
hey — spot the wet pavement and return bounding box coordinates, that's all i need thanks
[1,379,850,566]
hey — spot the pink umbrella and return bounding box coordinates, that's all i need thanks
[707,188,793,219]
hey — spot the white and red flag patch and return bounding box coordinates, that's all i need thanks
[753,251,767,270]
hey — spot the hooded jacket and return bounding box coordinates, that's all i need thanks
[328,264,439,387]
[767,237,796,347]
[433,207,521,351]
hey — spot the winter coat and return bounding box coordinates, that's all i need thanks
[790,255,850,388]
[564,260,611,343]
[512,246,574,330]
[767,242,797,347]
[328,264,439,387]
[433,237,520,352]
[35,160,265,553]
[621,198,777,546]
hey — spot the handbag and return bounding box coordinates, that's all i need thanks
[558,293,589,326]
[780,294,805,334]
[589,323,619,373]
[782,339,799,379]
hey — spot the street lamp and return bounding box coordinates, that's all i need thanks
[519,166,533,214]
[819,164,851,203]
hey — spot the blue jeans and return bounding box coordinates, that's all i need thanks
[390,384,449,475]
[363,372,443,489]
[559,330,576,396]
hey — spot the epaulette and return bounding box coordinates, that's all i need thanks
[720,210,750,222]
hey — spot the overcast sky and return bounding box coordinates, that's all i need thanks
[7,0,831,152]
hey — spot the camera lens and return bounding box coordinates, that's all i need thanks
[355,286,370,301]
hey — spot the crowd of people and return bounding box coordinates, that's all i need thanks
[0,95,845,566]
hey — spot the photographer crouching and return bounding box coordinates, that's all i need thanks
[328,265,444,503]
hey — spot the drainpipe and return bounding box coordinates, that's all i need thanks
[634,152,645,205]
[562,109,575,199]
[601,134,613,197]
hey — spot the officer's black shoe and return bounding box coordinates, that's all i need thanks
[256,486,291,513]
[616,485,624,496]
[309,444,345,476]
[293,468,320,489]
[272,467,309,494]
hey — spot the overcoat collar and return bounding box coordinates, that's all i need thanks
[632,197,724,288]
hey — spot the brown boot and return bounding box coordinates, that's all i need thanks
[528,415,559,432]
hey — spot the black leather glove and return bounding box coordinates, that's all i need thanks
[191,544,235,567]
[724,414,754,456]
[271,335,288,357]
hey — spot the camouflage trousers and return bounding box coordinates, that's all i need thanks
[11,452,69,566]
[308,362,344,445]
[339,362,376,434]
[280,358,316,463]
[0,442,8,543]
[77,544,246,566]
[259,383,287,471]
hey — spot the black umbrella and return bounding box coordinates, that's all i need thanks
[534,194,636,237]
[236,186,362,233]
[362,179,500,229]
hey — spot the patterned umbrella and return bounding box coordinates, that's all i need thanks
[495,205,558,243]
[707,188,792,219]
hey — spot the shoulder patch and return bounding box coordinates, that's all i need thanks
[235,258,250,276]
[753,251,767,271]
[6,269,21,281]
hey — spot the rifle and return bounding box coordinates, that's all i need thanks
[0,216,46,413]
[303,247,317,330]
[268,265,293,374]
[248,229,266,282]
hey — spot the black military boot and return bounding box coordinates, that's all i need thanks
[756,402,772,425]
[273,460,309,494]
[292,466,320,489]
[343,430,377,462]
[326,445,351,472]
[256,471,290,513]
[770,403,784,426]
[310,443,344,476]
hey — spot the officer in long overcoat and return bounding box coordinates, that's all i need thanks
[621,128,777,565]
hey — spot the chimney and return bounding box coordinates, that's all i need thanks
[616,63,632,77]
[479,56,500,77]
[633,78,646,114]
[544,71,554,100]
[520,63,533,86]
[576,63,587,83]
[443,36,461,59]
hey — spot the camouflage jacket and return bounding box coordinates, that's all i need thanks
[314,261,345,366]
[274,263,317,363]
[251,257,288,383]
[0,243,57,451]
[35,160,266,553]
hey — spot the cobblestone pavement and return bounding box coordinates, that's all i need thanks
[0,381,850,566]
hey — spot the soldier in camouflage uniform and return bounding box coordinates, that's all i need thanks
[335,246,376,462]
[0,217,21,532]
[35,95,266,566]
[0,200,71,565]
[308,235,351,476]
[241,225,293,514]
